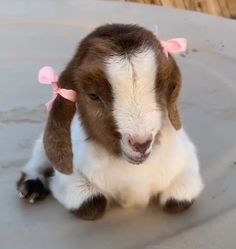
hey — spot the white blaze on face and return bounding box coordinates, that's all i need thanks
[105,48,162,159]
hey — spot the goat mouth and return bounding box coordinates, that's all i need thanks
[123,152,150,165]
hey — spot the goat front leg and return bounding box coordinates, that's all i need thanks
[50,171,108,220]
[160,156,204,213]
[17,134,53,203]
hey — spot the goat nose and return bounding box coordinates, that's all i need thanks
[128,138,152,154]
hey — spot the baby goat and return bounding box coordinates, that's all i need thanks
[17,24,203,220]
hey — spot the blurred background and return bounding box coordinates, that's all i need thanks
[119,0,236,19]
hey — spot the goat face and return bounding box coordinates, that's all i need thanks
[44,24,182,174]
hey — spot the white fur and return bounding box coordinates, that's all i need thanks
[106,49,162,159]
[50,171,101,210]
[22,134,50,186]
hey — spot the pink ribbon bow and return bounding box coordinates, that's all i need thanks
[38,66,77,111]
[160,38,187,58]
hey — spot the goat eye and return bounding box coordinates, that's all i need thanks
[88,93,100,101]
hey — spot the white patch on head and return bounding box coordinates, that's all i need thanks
[105,48,162,161]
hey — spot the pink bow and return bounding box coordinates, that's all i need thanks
[160,38,187,58]
[38,66,77,111]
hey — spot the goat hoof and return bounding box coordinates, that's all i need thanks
[17,173,49,203]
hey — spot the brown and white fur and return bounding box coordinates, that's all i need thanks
[17,24,203,220]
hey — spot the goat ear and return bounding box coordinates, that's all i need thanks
[43,70,76,175]
[166,59,182,130]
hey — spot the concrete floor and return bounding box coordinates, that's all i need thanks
[1,1,236,249]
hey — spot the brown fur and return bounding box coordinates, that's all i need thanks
[43,24,182,174]
[43,96,76,174]
[71,194,107,220]
[40,167,54,178]
[163,199,193,213]
[156,55,182,130]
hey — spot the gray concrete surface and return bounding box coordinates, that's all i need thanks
[1,1,236,249]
